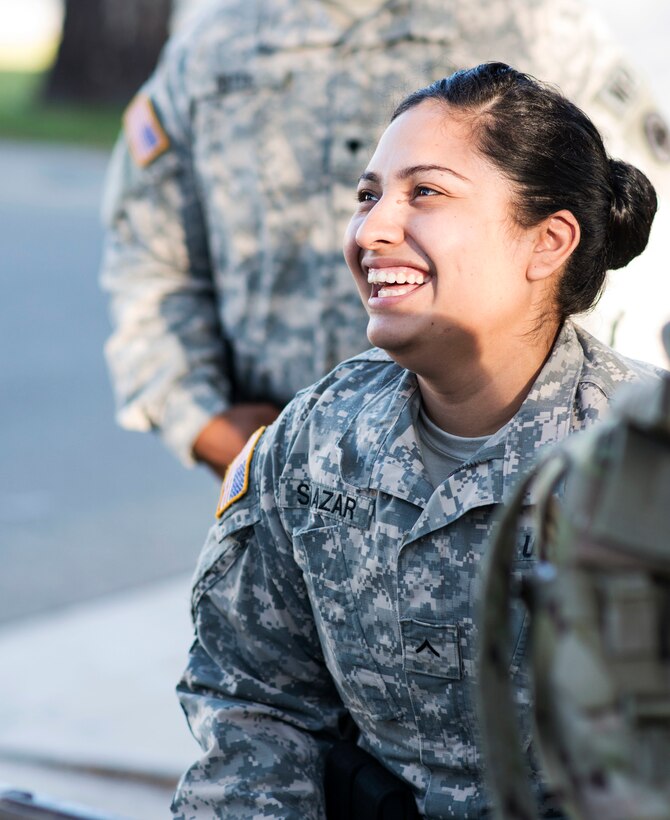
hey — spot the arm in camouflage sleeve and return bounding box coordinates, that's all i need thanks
[99,30,231,467]
[172,425,348,818]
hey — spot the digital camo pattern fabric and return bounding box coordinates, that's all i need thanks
[479,324,670,820]
[99,0,670,465]
[172,322,661,819]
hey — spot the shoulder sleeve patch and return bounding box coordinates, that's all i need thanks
[123,93,170,168]
[216,427,266,518]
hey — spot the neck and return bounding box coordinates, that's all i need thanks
[415,324,559,437]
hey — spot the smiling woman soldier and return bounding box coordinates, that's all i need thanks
[171,63,662,820]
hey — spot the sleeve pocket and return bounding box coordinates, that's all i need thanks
[191,506,260,613]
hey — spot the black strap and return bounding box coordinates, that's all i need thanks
[324,741,418,820]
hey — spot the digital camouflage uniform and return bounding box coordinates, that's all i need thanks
[172,322,660,819]
[99,0,670,465]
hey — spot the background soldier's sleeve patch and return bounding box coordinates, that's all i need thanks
[216,427,266,518]
[123,94,170,168]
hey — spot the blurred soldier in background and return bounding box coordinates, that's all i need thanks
[100,0,670,478]
[479,322,670,820]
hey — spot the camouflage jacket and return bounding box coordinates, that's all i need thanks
[173,322,660,819]
[99,0,670,465]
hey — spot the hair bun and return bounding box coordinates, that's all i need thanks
[605,158,657,270]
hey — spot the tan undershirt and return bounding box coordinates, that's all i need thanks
[416,403,498,488]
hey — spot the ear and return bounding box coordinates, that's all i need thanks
[527,210,580,282]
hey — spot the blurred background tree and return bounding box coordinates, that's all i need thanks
[44,0,172,105]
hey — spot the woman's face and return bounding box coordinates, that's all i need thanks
[344,100,544,363]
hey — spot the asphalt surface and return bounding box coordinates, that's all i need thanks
[0,139,210,817]
[0,140,215,626]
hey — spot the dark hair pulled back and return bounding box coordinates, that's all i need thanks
[392,62,658,319]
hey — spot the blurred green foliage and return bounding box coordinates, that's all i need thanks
[0,71,123,148]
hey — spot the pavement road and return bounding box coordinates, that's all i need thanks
[0,140,215,626]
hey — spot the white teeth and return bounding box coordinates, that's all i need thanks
[378,285,415,297]
[367,268,428,285]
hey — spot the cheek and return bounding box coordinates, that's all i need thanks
[343,216,363,274]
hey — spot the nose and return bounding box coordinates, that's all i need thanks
[355,194,406,249]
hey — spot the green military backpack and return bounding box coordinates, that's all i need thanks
[479,323,670,820]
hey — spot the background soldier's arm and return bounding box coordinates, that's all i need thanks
[99,25,273,470]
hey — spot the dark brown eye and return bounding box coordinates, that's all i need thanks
[356,190,378,203]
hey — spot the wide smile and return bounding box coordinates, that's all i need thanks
[367,266,432,299]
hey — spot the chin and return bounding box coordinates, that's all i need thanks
[367,315,423,350]
[367,327,417,362]
[367,326,400,352]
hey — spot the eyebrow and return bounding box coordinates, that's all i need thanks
[358,164,471,184]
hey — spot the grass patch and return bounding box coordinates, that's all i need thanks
[0,70,123,149]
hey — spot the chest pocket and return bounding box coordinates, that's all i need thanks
[402,620,462,679]
[293,525,401,722]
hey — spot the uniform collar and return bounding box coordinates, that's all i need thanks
[337,322,585,514]
[498,321,584,496]
[336,367,431,504]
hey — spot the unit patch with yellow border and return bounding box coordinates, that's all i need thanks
[123,94,170,168]
[216,427,266,518]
